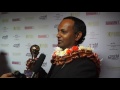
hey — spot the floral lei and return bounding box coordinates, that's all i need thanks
[51,45,101,75]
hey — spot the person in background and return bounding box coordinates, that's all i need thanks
[0,51,12,77]
[0,16,100,78]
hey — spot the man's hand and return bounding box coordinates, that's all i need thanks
[0,73,15,78]
[26,58,37,70]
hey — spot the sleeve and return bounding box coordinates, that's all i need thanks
[37,64,55,78]
[68,57,98,78]
[37,67,48,78]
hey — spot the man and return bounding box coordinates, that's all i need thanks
[0,16,100,78]
[0,52,12,77]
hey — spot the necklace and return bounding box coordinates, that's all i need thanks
[51,45,101,75]
[51,45,99,65]
[52,45,93,57]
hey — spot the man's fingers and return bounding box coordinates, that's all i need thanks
[0,73,14,78]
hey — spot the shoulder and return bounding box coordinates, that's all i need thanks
[70,57,96,67]
[67,57,99,78]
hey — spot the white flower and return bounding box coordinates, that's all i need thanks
[86,46,93,51]
[52,45,94,57]
[55,47,63,52]
[64,48,68,54]
[55,51,60,56]
[78,45,86,50]
[59,51,66,56]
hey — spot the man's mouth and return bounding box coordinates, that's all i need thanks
[58,40,62,44]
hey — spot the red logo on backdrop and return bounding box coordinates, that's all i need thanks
[38,35,49,38]
[106,20,120,25]
[12,61,21,65]
[12,18,21,21]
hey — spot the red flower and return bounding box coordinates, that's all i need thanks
[72,46,79,51]
[66,49,72,55]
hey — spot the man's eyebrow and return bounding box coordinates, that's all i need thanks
[58,29,65,31]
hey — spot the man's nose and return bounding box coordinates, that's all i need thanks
[56,33,60,38]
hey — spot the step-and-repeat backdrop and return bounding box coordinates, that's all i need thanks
[0,12,120,78]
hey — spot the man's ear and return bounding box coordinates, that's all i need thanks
[75,32,82,41]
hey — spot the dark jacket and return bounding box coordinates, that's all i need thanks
[0,52,12,76]
[38,57,99,78]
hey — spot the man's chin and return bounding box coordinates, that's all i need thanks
[57,44,62,48]
[57,45,65,50]
[57,44,60,47]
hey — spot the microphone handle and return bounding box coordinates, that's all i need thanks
[31,72,35,78]
[31,72,39,78]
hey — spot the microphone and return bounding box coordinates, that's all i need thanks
[12,71,26,78]
[31,53,46,78]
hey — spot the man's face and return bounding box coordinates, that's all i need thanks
[57,19,76,50]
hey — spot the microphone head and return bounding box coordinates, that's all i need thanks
[13,71,26,78]
[32,53,46,73]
